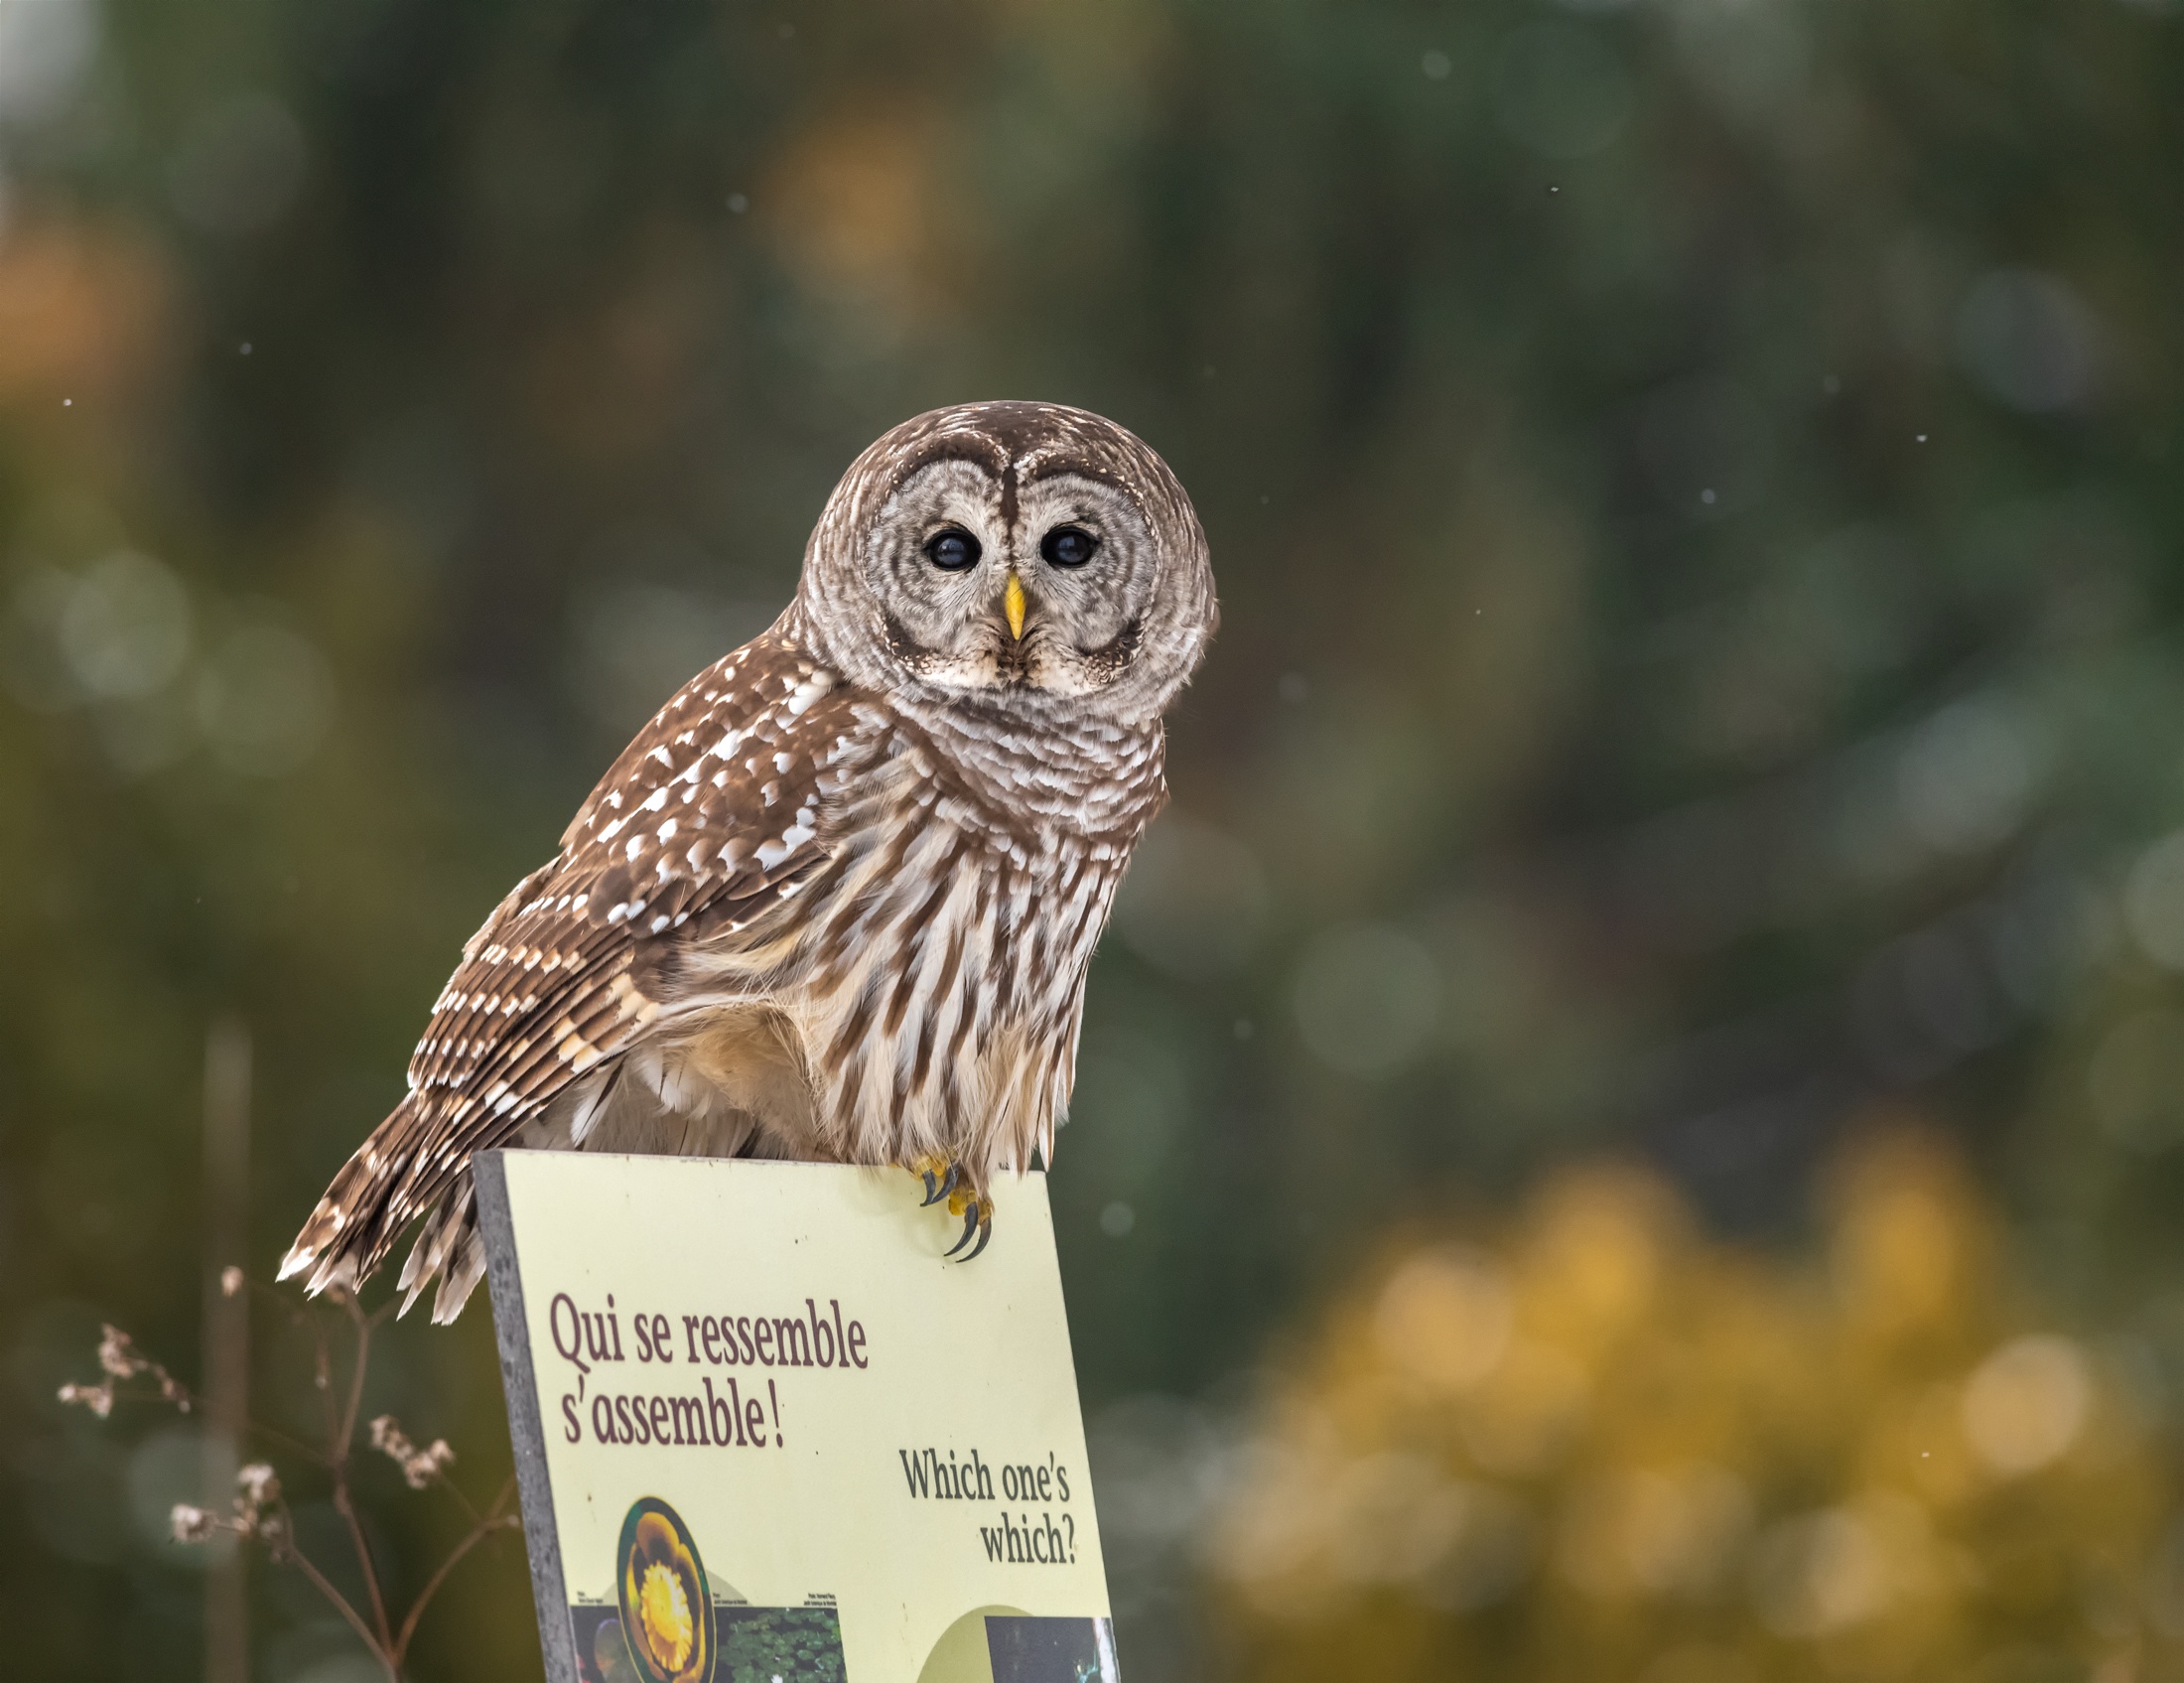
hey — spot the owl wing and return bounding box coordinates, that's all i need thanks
[280,626,867,1298]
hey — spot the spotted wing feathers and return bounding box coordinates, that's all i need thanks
[279,630,859,1309]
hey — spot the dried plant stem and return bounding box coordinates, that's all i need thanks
[279,1533,398,1681]
[392,1475,520,1665]
[62,1280,518,1683]
[321,1296,396,1656]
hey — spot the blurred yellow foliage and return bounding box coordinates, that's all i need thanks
[1207,1132,2181,1683]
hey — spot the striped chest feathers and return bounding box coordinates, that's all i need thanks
[671,697,1165,1168]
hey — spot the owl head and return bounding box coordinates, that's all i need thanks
[795,402,1217,725]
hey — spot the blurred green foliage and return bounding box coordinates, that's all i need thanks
[1,0,2182,1677]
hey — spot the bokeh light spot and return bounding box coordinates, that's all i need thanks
[1292,921,1441,1077]
[1374,1247,1514,1394]
[1962,1334,2091,1475]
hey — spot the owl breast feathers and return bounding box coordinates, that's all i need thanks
[281,401,1217,1320]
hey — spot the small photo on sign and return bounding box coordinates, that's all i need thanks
[718,1607,849,1683]
[573,1605,636,1683]
[985,1616,1119,1683]
[616,1498,713,1683]
[573,1603,848,1683]
[573,1495,849,1683]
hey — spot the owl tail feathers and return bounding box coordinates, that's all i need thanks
[395,1179,486,1325]
[276,1146,390,1299]
[278,1096,485,1323]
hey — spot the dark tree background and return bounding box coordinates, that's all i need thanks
[2,0,2182,1678]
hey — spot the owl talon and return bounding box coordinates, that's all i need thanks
[945,1195,993,1259]
[911,1154,954,1205]
[909,1158,991,1255]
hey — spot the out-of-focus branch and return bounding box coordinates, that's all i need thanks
[392,1474,521,1667]
[59,1281,516,1682]
[329,1294,394,1657]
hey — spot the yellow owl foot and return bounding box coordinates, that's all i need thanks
[945,1183,994,1260]
[907,1157,994,1260]
[913,1153,957,1206]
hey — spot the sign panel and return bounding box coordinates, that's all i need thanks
[474,1151,1118,1683]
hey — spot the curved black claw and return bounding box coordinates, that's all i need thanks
[945,1201,992,1259]
[921,1161,961,1207]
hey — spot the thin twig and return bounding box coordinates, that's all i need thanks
[241,1417,324,1464]
[332,1478,395,1656]
[392,1475,521,1664]
[432,1466,485,1527]
[234,1289,403,1673]
[243,1276,309,1316]
[341,1298,375,1447]
[76,1388,195,1415]
[276,1518,398,1681]
[332,1299,395,1655]
[310,1313,338,1437]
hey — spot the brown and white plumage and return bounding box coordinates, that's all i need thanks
[281,401,1216,1320]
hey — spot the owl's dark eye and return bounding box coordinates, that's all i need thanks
[923,527,982,571]
[1040,524,1100,568]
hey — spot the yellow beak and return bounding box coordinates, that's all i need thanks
[1003,571,1026,640]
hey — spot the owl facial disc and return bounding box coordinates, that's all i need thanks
[797,401,1217,726]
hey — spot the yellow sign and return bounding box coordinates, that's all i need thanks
[474,1151,1119,1683]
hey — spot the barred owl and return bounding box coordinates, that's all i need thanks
[281,402,1217,1320]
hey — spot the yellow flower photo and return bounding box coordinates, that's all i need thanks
[616,1499,713,1683]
